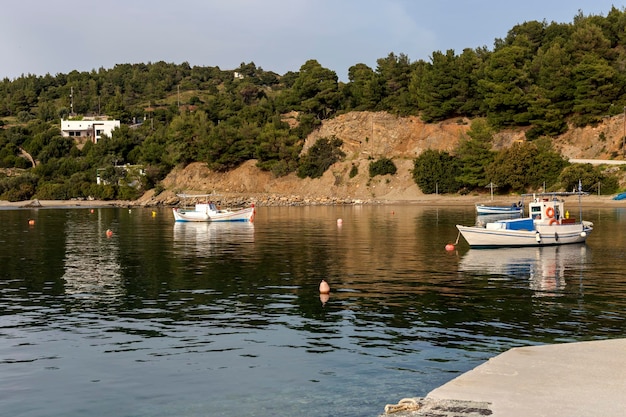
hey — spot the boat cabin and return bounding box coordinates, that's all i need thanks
[528,197,574,225]
[193,202,222,213]
[484,195,578,231]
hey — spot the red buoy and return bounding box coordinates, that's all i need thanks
[319,280,330,294]
[445,243,455,251]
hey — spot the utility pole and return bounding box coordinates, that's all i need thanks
[486,182,497,200]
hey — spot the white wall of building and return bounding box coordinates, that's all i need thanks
[60,119,120,143]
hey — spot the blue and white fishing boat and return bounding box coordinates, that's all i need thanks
[457,187,593,248]
[475,202,522,215]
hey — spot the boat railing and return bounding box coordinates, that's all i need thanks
[519,189,589,223]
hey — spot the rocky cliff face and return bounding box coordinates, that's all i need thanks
[138,111,626,206]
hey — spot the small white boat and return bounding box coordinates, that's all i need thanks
[172,194,255,222]
[475,203,522,215]
[457,191,593,248]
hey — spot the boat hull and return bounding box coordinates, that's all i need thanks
[456,222,592,248]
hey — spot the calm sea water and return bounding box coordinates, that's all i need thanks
[1,204,625,417]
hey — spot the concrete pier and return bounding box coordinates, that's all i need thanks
[382,338,626,416]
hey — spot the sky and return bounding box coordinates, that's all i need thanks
[1,0,623,82]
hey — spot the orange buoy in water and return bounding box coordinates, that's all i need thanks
[445,243,455,251]
[319,280,330,294]
[28,219,35,226]
[337,218,343,226]
[319,293,330,305]
[106,229,113,237]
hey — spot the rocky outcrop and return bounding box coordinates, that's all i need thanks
[137,111,626,206]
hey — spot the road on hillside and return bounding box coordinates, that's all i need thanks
[569,158,626,165]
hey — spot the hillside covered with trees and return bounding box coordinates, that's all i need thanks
[1,7,626,201]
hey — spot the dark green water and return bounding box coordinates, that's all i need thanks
[1,204,625,416]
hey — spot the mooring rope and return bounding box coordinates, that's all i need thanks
[384,398,421,414]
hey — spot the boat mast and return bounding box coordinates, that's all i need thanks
[578,179,583,221]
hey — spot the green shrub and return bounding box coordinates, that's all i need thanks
[369,158,397,177]
[559,163,619,195]
[0,174,38,201]
[153,183,165,196]
[412,149,460,194]
[89,184,116,200]
[349,164,358,178]
[117,185,142,201]
[296,136,345,179]
[34,183,68,200]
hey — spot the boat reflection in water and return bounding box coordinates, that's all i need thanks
[172,221,255,257]
[459,244,589,296]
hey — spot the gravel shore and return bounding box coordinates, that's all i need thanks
[0,193,622,209]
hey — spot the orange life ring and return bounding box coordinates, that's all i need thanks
[549,218,559,225]
[546,207,555,218]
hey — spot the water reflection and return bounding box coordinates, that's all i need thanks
[172,221,255,256]
[62,210,123,301]
[2,206,626,417]
[459,244,589,296]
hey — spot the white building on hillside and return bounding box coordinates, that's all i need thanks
[60,118,120,143]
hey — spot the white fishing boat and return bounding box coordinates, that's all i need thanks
[172,194,255,222]
[475,203,522,215]
[456,190,593,248]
